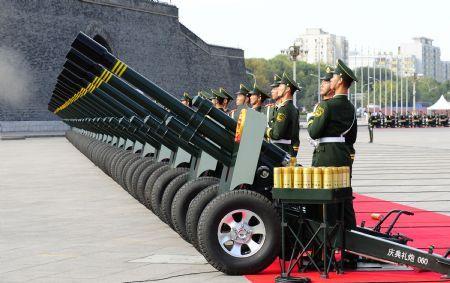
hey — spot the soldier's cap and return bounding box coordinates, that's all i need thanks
[181,92,192,101]
[198,90,214,100]
[279,72,301,92]
[333,59,358,83]
[249,83,269,99]
[321,66,335,81]
[211,88,227,99]
[270,74,282,87]
[219,87,234,101]
[235,83,250,96]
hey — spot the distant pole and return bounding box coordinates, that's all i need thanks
[395,55,399,113]
[406,71,409,113]
[288,44,301,108]
[384,56,387,115]
[354,49,357,106]
[373,53,376,111]
[390,56,393,115]
[317,42,321,103]
[360,53,364,110]
[400,57,403,115]
[367,54,371,111]
[413,73,417,113]
[379,58,382,112]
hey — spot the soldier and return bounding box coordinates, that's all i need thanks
[211,88,227,112]
[440,113,449,127]
[265,74,282,126]
[307,59,358,268]
[405,111,412,128]
[399,113,406,127]
[368,112,375,143]
[229,84,250,120]
[385,113,392,128]
[319,66,335,101]
[180,92,192,107]
[265,72,300,156]
[249,83,269,113]
[219,87,233,113]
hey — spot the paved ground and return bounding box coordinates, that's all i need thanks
[1,127,449,282]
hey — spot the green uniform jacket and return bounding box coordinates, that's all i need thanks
[266,99,300,156]
[307,94,358,229]
[307,95,357,168]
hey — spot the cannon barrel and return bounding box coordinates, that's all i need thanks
[70,32,234,152]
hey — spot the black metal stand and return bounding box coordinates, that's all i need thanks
[273,188,353,280]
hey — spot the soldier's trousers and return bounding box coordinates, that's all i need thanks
[368,125,373,143]
[310,143,357,230]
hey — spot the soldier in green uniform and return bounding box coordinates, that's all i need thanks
[368,112,375,143]
[307,59,358,268]
[249,83,269,113]
[180,92,192,107]
[319,66,335,101]
[265,74,282,126]
[219,87,233,113]
[265,72,300,156]
[211,88,227,112]
[229,84,250,120]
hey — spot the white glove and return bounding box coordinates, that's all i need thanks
[306,112,314,121]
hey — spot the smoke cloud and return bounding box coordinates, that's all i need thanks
[0,47,33,106]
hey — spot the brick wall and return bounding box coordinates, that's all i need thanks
[0,0,246,131]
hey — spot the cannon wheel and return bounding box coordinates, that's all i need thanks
[114,153,138,183]
[119,155,142,188]
[143,165,170,210]
[186,184,218,250]
[135,162,167,204]
[129,158,156,199]
[160,172,190,228]
[150,167,189,220]
[171,177,219,241]
[125,157,153,196]
[197,190,280,275]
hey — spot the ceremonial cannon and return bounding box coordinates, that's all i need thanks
[49,32,449,278]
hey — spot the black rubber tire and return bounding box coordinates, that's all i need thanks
[120,155,142,189]
[108,150,129,177]
[150,167,189,220]
[104,148,121,175]
[197,190,280,275]
[143,165,170,210]
[99,146,116,173]
[160,172,190,228]
[171,177,219,241]
[124,157,152,194]
[135,162,166,204]
[113,152,135,183]
[186,184,219,250]
[129,158,156,199]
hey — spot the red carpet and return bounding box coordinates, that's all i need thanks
[245,193,450,283]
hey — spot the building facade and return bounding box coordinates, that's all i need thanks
[400,37,442,81]
[292,28,348,65]
[0,0,246,132]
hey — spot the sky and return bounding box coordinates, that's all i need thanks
[169,0,450,60]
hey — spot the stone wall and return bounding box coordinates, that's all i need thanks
[0,0,246,131]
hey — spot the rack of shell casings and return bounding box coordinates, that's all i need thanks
[273,159,351,190]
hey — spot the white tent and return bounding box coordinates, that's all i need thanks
[427,95,450,110]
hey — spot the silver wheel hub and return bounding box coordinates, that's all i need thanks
[217,209,266,258]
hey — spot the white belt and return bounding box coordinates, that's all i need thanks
[318,137,345,143]
[272,139,291,145]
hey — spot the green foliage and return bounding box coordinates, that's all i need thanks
[246,56,450,109]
